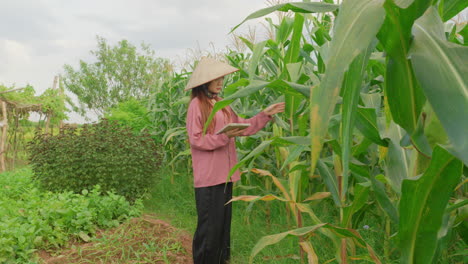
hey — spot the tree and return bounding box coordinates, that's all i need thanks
[63,36,173,116]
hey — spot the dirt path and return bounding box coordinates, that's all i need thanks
[37,214,193,264]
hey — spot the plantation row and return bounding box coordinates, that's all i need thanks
[154,1,467,262]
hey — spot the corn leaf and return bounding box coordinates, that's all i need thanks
[299,241,319,264]
[249,224,327,264]
[309,0,385,176]
[204,80,269,133]
[410,7,468,165]
[370,174,399,224]
[384,122,411,194]
[355,107,388,147]
[231,2,338,32]
[228,194,287,203]
[342,183,370,227]
[441,0,468,21]
[248,41,267,79]
[227,140,273,182]
[341,42,375,201]
[303,192,331,202]
[317,160,341,206]
[377,0,431,134]
[399,146,462,263]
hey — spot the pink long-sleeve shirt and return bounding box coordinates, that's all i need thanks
[187,97,272,188]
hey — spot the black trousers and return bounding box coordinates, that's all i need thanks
[193,182,233,264]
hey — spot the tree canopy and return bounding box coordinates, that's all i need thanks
[63,36,173,116]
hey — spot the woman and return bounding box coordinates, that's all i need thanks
[185,57,285,264]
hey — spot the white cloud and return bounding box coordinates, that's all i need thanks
[0,0,271,122]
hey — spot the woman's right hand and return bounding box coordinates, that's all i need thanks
[225,128,244,138]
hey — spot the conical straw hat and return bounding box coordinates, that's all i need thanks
[185,57,239,91]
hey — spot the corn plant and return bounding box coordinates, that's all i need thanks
[204,0,467,263]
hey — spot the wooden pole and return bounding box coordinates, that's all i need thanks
[45,76,59,134]
[0,87,25,94]
[1,101,8,172]
[12,112,18,169]
[44,113,50,134]
[58,76,64,129]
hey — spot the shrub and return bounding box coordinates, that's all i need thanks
[28,119,161,201]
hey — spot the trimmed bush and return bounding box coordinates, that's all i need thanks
[28,119,161,201]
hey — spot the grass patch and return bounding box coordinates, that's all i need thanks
[144,166,338,263]
[38,214,192,264]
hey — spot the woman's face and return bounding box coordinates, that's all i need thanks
[207,76,224,94]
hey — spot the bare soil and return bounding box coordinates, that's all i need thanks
[37,214,193,264]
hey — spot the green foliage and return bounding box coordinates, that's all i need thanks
[146,71,190,169]
[0,84,36,104]
[28,119,161,202]
[38,87,68,124]
[0,84,68,123]
[63,36,173,116]
[0,168,142,264]
[204,0,467,263]
[104,99,151,134]
[399,146,462,263]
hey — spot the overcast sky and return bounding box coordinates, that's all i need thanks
[1,1,465,123]
[0,0,272,122]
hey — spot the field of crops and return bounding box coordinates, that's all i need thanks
[0,0,467,263]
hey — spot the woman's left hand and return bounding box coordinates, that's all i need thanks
[263,102,285,116]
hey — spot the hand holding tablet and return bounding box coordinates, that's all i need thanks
[216,123,250,135]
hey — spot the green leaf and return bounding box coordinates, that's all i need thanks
[280,136,310,146]
[168,149,191,166]
[284,12,304,122]
[441,0,468,21]
[385,122,410,194]
[370,174,399,224]
[163,127,186,145]
[276,17,294,45]
[249,221,380,264]
[248,41,267,79]
[285,14,304,64]
[317,160,341,206]
[231,2,338,32]
[280,145,308,171]
[263,79,307,98]
[310,0,385,175]
[172,96,190,106]
[356,107,388,147]
[377,0,431,134]
[343,183,370,227]
[249,224,327,264]
[410,7,468,165]
[409,115,432,157]
[340,41,376,200]
[457,23,468,46]
[227,140,273,182]
[286,62,302,83]
[204,80,269,133]
[399,146,462,263]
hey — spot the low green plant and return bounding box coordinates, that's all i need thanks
[104,98,151,134]
[0,168,142,264]
[28,119,161,202]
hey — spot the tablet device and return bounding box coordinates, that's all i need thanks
[216,123,250,134]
